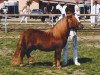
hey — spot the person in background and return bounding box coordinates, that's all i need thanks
[62,3,67,17]
[91,1,100,26]
[62,3,80,66]
[51,5,57,22]
[3,0,8,6]
[74,2,80,22]
[46,2,53,25]
[20,0,32,23]
[41,6,48,22]
[43,2,53,25]
[56,1,63,20]
[46,2,52,14]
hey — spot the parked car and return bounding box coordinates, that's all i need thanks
[30,9,43,19]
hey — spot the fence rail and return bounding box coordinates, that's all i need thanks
[0,14,100,32]
[0,14,61,17]
[0,14,100,16]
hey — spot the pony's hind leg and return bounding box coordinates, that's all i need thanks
[26,50,33,65]
[19,50,26,66]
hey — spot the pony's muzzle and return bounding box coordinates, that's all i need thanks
[78,22,84,29]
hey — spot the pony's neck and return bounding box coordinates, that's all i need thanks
[52,17,69,38]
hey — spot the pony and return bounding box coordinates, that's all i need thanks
[11,11,82,69]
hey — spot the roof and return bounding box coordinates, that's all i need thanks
[41,0,100,4]
[77,0,100,4]
[41,0,76,3]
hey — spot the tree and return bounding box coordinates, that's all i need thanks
[26,0,33,6]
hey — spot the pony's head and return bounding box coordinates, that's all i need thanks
[66,14,80,29]
[66,8,84,29]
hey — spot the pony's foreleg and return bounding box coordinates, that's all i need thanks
[53,50,62,69]
[26,50,33,65]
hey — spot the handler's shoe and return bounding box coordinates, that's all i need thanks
[74,60,80,66]
[62,61,68,66]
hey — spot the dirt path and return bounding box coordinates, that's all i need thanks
[77,35,100,41]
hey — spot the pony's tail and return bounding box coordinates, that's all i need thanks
[11,32,25,66]
[11,48,21,65]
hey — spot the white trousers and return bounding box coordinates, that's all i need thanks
[91,16,98,24]
[63,30,79,64]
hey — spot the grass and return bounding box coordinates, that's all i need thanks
[0,31,100,75]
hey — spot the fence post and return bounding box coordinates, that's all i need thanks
[51,14,54,27]
[2,13,9,33]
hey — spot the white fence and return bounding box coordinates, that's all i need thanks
[0,14,100,32]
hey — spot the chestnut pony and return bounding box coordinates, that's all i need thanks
[11,11,81,68]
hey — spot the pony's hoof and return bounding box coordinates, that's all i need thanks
[52,64,56,67]
[53,65,61,69]
[11,59,18,66]
[20,64,24,67]
[28,57,33,65]
[29,61,33,65]
[57,66,61,69]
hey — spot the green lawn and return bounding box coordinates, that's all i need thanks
[0,31,100,75]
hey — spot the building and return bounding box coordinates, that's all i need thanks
[0,0,39,14]
[0,0,100,14]
[18,0,39,10]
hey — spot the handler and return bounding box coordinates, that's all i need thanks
[62,2,80,66]
[91,1,100,26]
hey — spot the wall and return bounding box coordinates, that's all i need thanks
[0,0,39,11]
[17,0,39,11]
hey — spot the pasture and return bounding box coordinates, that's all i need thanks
[0,19,100,75]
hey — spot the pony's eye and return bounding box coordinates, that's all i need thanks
[70,16,72,18]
